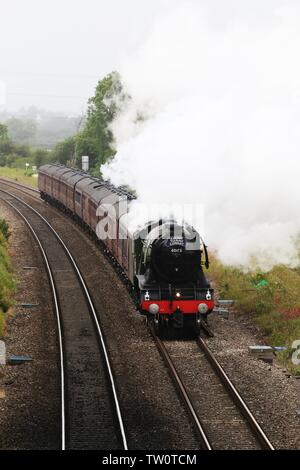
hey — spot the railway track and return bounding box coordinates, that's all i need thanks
[150,327,274,450]
[0,187,127,450]
[0,177,40,195]
[0,177,275,450]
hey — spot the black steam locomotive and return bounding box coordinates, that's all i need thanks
[38,164,214,333]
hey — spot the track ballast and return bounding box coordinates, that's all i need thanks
[0,187,127,450]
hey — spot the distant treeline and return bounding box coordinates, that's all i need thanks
[49,71,128,174]
[0,71,129,175]
[0,121,52,171]
[0,108,82,150]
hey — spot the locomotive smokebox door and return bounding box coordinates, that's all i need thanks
[172,307,184,329]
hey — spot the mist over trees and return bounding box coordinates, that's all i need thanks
[0,123,16,164]
[0,71,128,173]
[52,71,129,173]
[0,123,8,141]
[0,116,50,168]
[0,107,83,149]
[6,118,37,144]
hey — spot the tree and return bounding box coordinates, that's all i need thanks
[51,136,76,165]
[0,123,13,161]
[0,123,8,140]
[6,118,37,145]
[47,71,130,173]
[33,148,50,168]
[75,71,129,172]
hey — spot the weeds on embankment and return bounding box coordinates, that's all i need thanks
[0,218,14,338]
[0,166,38,188]
[208,253,300,374]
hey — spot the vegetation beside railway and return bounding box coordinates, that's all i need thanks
[0,167,38,188]
[50,71,127,173]
[0,122,52,170]
[0,72,124,176]
[2,68,299,373]
[0,218,14,337]
[209,250,300,374]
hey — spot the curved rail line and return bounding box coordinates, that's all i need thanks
[149,326,212,450]
[0,177,39,194]
[0,187,128,450]
[4,198,66,449]
[196,337,274,450]
[0,178,275,451]
[151,326,274,450]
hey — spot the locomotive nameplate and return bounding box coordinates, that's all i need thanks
[168,238,184,246]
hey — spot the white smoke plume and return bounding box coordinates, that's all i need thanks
[102,0,300,268]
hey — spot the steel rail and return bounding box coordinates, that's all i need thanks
[196,336,275,450]
[0,177,39,194]
[2,198,66,450]
[150,327,212,450]
[1,179,274,450]
[0,188,128,450]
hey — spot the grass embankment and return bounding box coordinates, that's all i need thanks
[208,256,300,374]
[0,166,38,188]
[0,219,14,337]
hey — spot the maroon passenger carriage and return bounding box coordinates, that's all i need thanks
[38,164,214,334]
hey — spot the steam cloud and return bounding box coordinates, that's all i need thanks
[102,0,300,268]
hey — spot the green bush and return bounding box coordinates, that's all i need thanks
[208,254,300,373]
[0,310,5,337]
[0,218,10,240]
[0,220,14,337]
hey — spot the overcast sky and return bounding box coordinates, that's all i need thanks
[0,0,293,115]
[0,0,171,114]
[1,0,299,264]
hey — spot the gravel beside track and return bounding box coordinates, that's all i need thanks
[0,201,60,449]
[206,314,300,449]
[0,183,201,449]
[0,190,122,450]
[161,338,262,449]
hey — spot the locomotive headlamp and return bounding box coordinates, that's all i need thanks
[198,303,208,314]
[149,303,160,315]
[175,292,181,298]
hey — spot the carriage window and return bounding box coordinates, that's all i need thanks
[75,191,81,204]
